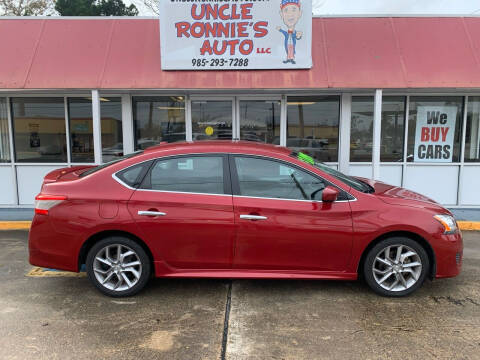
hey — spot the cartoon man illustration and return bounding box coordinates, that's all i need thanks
[277,0,303,64]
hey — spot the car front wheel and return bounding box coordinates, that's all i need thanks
[363,237,429,297]
[86,237,150,297]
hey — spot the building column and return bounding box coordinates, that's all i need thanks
[280,95,287,147]
[338,93,352,174]
[470,98,480,159]
[372,89,383,180]
[91,90,102,164]
[121,94,135,154]
[6,96,19,205]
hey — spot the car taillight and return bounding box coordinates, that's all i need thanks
[34,195,67,215]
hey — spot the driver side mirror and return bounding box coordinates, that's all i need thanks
[322,186,340,202]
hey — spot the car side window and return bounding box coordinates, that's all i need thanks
[140,156,225,195]
[234,157,328,201]
[116,162,150,188]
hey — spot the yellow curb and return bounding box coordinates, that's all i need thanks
[2,220,480,231]
[0,221,31,230]
[26,267,86,278]
[457,221,480,231]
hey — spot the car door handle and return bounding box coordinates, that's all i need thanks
[138,210,167,217]
[240,214,268,221]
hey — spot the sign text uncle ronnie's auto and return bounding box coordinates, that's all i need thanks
[159,0,313,70]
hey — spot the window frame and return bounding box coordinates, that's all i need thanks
[132,95,187,151]
[137,153,232,196]
[350,95,375,163]
[285,95,341,163]
[228,154,353,202]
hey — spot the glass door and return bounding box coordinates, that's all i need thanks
[191,97,234,141]
[189,96,282,143]
[237,97,281,145]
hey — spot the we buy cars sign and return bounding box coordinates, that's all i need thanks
[414,106,456,162]
[159,0,312,70]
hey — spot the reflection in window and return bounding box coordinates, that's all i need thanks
[133,96,186,150]
[68,98,94,163]
[465,97,480,162]
[239,100,280,144]
[142,156,224,194]
[350,96,374,162]
[234,156,325,200]
[407,97,463,163]
[192,101,232,140]
[287,96,340,162]
[0,98,10,163]
[12,97,67,163]
[381,96,405,162]
[101,98,123,163]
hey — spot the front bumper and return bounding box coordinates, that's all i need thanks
[434,231,463,278]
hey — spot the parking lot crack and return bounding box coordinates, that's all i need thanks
[220,281,233,360]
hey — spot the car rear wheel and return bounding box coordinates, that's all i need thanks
[86,237,150,297]
[363,237,429,297]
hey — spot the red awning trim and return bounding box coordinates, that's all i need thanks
[1,17,480,89]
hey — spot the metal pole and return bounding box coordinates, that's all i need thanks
[372,89,383,180]
[339,93,352,174]
[121,94,135,154]
[91,90,102,164]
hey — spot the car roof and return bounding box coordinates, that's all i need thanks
[143,140,292,157]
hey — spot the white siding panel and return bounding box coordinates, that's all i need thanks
[16,166,64,205]
[349,164,373,178]
[459,166,480,206]
[379,165,403,187]
[0,166,16,205]
[404,165,459,205]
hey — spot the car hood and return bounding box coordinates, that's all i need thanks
[354,177,445,209]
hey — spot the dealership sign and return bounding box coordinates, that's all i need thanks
[414,106,456,162]
[159,0,312,70]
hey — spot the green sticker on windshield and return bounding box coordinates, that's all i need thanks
[298,152,314,165]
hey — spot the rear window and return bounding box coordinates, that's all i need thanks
[80,151,144,178]
[116,162,151,188]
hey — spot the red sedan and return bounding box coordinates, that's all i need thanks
[29,141,462,297]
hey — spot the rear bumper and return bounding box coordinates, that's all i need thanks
[434,231,463,279]
[28,215,79,272]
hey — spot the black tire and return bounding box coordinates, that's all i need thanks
[363,237,430,297]
[86,236,151,297]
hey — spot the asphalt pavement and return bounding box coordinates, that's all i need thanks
[0,230,479,360]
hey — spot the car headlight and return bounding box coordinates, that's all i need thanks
[433,214,458,234]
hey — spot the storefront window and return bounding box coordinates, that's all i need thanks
[381,96,405,162]
[133,96,186,150]
[407,97,463,163]
[0,98,10,163]
[239,100,280,143]
[101,98,123,163]
[465,97,480,162]
[68,98,94,163]
[192,100,232,140]
[12,97,67,163]
[287,96,340,162]
[350,96,374,162]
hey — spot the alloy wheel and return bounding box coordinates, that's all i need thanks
[93,244,142,291]
[372,244,422,292]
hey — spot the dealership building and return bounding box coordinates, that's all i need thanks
[1,15,480,210]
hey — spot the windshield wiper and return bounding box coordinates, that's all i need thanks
[357,179,375,193]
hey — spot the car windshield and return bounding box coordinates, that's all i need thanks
[79,151,144,178]
[290,152,374,193]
